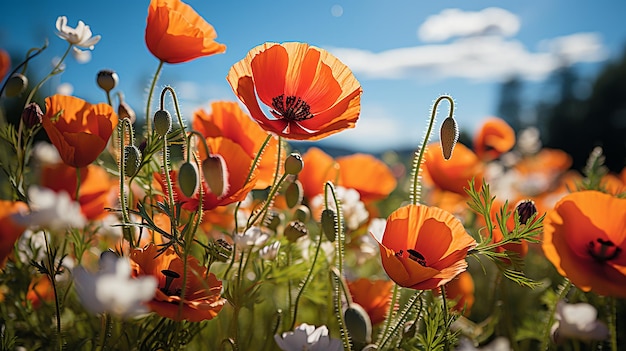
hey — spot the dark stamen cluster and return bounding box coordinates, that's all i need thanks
[271,94,314,121]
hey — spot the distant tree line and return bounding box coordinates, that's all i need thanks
[496,48,626,173]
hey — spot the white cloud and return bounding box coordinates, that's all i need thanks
[418,7,520,42]
[330,32,607,83]
[320,104,417,152]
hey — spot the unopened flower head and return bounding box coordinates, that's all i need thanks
[56,16,101,49]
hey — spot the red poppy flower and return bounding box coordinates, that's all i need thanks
[145,0,226,63]
[192,101,280,189]
[298,147,340,200]
[41,163,114,220]
[542,191,626,298]
[422,142,484,196]
[348,278,393,325]
[130,243,225,322]
[0,200,28,268]
[337,153,397,203]
[373,204,476,290]
[227,42,362,140]
[473,117,516,161]
[42,95,118,168]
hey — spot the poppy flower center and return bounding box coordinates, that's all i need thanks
[396,249,427,267]
[161,269,182,296]
[270,94,314,121]
[587,238,622,262]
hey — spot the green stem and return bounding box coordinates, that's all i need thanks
[43,231,63,350]
[24,43,72,108]
[117,118,134,245]
[440,285,450,351]
[290,230,324,330]
[378,291,424,350]
[379,284,399,343]
[608,297,617,351]
[96,313,111,351]
[410,95,454,205]
[160,86,190,160]
[145,60,164,135]
[75,167,81,203]
[540,280,571,351]
[0,40,47,97]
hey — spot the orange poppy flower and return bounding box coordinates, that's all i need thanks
[193,101,280,189]
[158,136,258,211]
[26,275,55,309]
[422,142,484,196]
[42,95,118,168]
[299,147,340,200]
[41,163,114,220]
[337,153,397,203]
[348,278,393,325]
[145,0,226,64]
[473,117,515,161]
[227,42,362,140]
[542,191,626,298]
[130,243,225,322]
[0,200,28,268]
[0,49,9,81]
[373,204,476,290]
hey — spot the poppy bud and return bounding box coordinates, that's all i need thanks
[321,208,338,242]
[201,154,229,198]
[153,109,172,137]
[117,93,136,124]
[440,116,459,160]
[22,102,43,129]
[293,205,310,223]
[96,69,118,93]
[5,73,28,97]
[515,199,537,225]
[264,210,282,231]
[285,180,303,208]
[212,239,232,263]
[284,220,307,242]
[178,161,199,197]
[284,153,304,175]
[344,303,372,344]
[123,145,142,178]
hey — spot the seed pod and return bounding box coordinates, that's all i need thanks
[344,303,372,344]
[284,153,304,175]
[22,102,43,128]
[5,73,28,97]
[285,180,303,209]
[153,109,172,137]
[201,154,229,198]
[178,161,199,197]
[440,116,459,160]
[293,205,311,223]
[284,220,307,242]
[321,208,338,242]
[124,145,142,178]
[96,69,118,93]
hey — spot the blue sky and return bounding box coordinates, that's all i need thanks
[2,0,626,152]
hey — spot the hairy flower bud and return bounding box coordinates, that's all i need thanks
[22,102,43,128]
[96,69,118,93]
[5,73,28,97]
[284,153,304,175]
[284,220,307,242]
[123,145,142,178]
[321,208,338,242]
[285,180,303,209]
[153,109,172,137]
[515,199,537,225]
[117,93,136,124]
[344,303,372,344]
[178,161,199,197]
[440,116,459,160]
[201,154,229,198]
[294,205,311,223]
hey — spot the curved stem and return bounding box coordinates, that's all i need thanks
[24,43,72,108]
[0,40,47,97]
[290,230,324,330]
[540,280,571,351]
[410,95,454,205]
[160,86,190,160]
[117,118,134,245]
[145,60,164,135]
